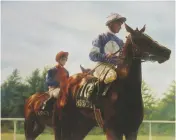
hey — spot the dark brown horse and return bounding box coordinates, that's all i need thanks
[53,23,171,140]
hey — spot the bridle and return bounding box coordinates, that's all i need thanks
[121,34,148,63]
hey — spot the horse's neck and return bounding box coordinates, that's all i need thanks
[120,41,134,66]
[128,59,142,82]
[123,40,142,82]
[117,41,142,97]
[126,58,142,103]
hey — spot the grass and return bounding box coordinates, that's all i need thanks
[1,133,175,140]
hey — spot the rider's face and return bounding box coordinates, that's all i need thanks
[111,21,123,33]
[59,56,68,66]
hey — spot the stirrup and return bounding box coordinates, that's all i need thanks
[102,83,112,96]
[42,97,51,110]
[41,104,46,110]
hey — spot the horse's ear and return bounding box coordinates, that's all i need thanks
[140,24,146,33]
[125,23,134,34]
[80,65,85,72]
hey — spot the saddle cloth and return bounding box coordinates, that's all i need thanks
[75,77,110,109]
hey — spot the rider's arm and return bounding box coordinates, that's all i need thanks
[89,35,124,65]
[89,45,118,65]
[45,68,59,87]
[89,35,107,62]
[46,76,58,87]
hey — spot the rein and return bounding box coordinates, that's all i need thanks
[85,49,122,76]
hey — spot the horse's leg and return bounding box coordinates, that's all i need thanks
[105,129,123,140]
[60,111,73,140]
[124,131,138,140]
[53,103,62,140]
[24,111,45,140]
[24,113,36,140]
[32,121,45,139]
[71,118,95,140]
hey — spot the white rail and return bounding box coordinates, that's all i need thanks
[1,118,176,140]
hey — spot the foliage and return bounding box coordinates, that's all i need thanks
[1,67,49,117]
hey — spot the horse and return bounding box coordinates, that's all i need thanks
[53,23,171,140]
[23,65,91,140]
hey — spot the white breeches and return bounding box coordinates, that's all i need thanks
[48,87,60,99]
[93,62,117,84]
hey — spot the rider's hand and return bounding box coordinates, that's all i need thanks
[105,53,124,65]
[115,57,124,65]
[106,53,114,58]
[107,56,124,65]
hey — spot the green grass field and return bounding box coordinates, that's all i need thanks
[1,133,175,140]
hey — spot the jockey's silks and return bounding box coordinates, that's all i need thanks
[46,64,69,88]
[89,32,124,63]
[89,31,124,84]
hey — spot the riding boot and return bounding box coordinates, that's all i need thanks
[102,82,112,96]
[42,97,56,110]
[89,80,104,107]
[42,97,50,110]
[94,82,112,107]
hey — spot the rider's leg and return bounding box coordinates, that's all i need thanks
[102,68,117,96]
[42,87,58,110]
[87,64,117,103]
[42,96,52,110]
[104,68,117,84]
[95,64,117,94]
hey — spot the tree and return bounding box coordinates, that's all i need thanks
[155,81,175,120]
[141,81,158,120]
[39,66,50,92]
[139,81,158,135]
[1,69,28,117]
[25,67,49,94]
[151,81,175,135]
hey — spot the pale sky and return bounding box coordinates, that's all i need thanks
[1,1,175,98]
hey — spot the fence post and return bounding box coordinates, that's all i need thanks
[13,120,17,140]
[149,121,152,140]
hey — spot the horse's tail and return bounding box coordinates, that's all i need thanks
[24,111,36,139]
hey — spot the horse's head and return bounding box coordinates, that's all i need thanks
[123,23,171,63]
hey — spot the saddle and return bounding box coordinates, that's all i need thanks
[75,76,111,109]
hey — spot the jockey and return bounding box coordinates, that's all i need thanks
[89,13,126,86]
[42,51,69,110]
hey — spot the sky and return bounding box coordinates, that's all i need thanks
[1,1,175,98]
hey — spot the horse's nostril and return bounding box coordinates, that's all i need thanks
[169,50,171,55]
[164,48,171,59]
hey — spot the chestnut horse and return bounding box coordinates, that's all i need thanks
[53,23,171,140]
[23,65,93,140]
[24,92,53,140]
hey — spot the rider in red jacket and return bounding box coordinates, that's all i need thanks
[42,51,69,110]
